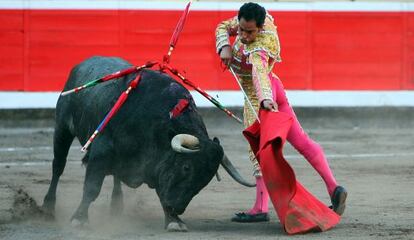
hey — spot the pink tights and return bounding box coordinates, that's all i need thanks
[248,176,269,215]
[248,75,338,215]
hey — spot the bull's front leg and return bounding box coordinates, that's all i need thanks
[162,206,188,232]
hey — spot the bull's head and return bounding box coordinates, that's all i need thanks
[157,134,254,215]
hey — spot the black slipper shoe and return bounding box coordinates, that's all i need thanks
[231,212,269,223]
[331,186,347,215]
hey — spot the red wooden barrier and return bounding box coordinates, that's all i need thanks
[0,9,413,91]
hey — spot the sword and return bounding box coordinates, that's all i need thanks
[229,67,260,123]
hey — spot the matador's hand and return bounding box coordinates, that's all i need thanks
[219,46,232,69]
[261,99,278,112]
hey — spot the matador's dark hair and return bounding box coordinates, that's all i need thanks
[238,2,266,28]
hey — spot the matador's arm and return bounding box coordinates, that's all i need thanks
[249,51,274,103]
[215,16,238,53]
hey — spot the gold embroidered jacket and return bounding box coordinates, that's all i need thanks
[215,14,281,128]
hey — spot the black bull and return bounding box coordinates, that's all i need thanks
[42,56,254,232]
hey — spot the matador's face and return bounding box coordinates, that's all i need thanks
[238,18,262,44]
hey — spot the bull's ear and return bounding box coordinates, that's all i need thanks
[213,137,220,145]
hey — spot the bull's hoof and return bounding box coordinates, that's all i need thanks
[41,210,55,221]
[71,218,89,228]
[41,201,55,215]
[71,219,83,227]
[40,206,55,220]
[166,222,188,232]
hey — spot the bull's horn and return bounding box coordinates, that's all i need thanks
[220,154,256,187]
[171,134,200,153]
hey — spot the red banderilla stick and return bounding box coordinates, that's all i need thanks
[81,73,143,152]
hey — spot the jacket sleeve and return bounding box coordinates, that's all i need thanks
[249,50,274,103]
[215,16,238,53]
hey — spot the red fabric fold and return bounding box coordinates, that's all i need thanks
[243,110,340,235]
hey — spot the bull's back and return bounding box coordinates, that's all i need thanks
[64,56,131,90]
[56,56,191,144]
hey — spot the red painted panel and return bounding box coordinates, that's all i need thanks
[0,31,23,45]
[0,55,24,90]
[271,12,310,89]
[28,46,121,91]
[24,10,121,91]
[0,9,412,92]
[0,10,23,30]
[311,12,403,33]
[29,31,120,46]
[313,63,401,90]
[406,14,414,89]
[28,10,119,31]
[311,12,404,90]
[0,10,24,90]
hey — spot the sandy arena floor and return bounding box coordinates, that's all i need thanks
[0,108,413,240]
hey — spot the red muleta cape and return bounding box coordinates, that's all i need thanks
[243,110,340,234]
